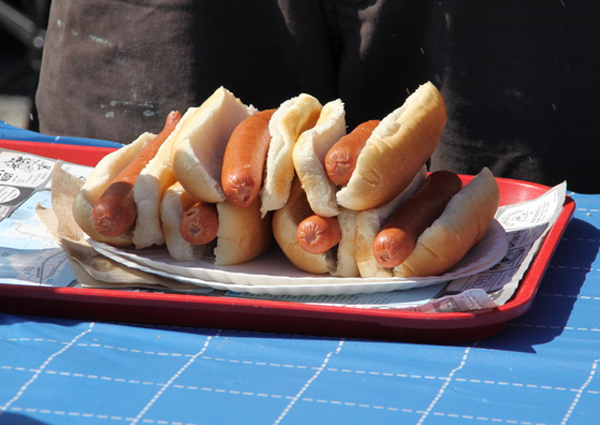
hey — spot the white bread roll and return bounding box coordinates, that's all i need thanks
[272,177,359,277]
[260,93,322,217]
[171,87,258,204]
[72,132,156,247]
[292,99,347,218]
[160,182,273,266]
[131,116,187,249]
[354,165,427,278]
[393,167,500,278]
[213,198,274,266]
[336,82,446,211]
[334,208,360,277]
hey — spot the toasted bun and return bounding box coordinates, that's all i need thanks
[394,167,500,278]
[292,99,346,217]
[272,178,359,277]
[171,87,257,204]
[160,182,273,266]
[336,82,446,211]
[354,165,428,278]
[72,132,156,247]
[260,93,322,217]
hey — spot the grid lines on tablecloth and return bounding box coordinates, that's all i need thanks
[0,319,599,424]
[0,191,599,425]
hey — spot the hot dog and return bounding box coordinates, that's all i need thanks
[336,82,447,211]
[272,177,359,276]
[355,167,500,278]
[171,87,258,204]
[179,201,219,245]
[324,119,380,187]
[160,182,273,265]
[221,109,276,207]
[91,110,181,238]
[372,171,463,268]
[165,91,331,265]
[73,131,157,247]
[73,110,185,248]
[392,167,500,277]
[297,215,341,255]
[164,89,325,265]
[160,182,213,261]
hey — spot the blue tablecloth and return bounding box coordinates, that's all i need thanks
[1,123,599,425]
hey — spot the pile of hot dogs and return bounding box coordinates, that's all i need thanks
[72,82,500,278]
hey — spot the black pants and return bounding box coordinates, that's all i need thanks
[36,0,600,193]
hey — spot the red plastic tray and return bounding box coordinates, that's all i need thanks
[0,141,575,343]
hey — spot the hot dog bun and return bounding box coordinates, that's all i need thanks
[336,82,447,211]
[260,93,322,217]
[354,165,428,278]
[356,167,499,278]
[131,119,182,249]
[292,99,346,217]
[74,112,184,249]
[221,109,276,207]
[161,181,273,265]
[372,170,464,268]
[393,167,500,277]
[272,177,358,277]
[90,112,181,240]
[73,131,156,247]
[171,86,258,203]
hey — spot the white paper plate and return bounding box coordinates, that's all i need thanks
[88,220,508,295]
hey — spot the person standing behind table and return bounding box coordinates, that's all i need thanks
[34,1,432,144]
[36,1,600,193]
[34,1,329,144]
[427,1,600,194]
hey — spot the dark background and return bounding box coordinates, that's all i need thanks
[0,0,50,130]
